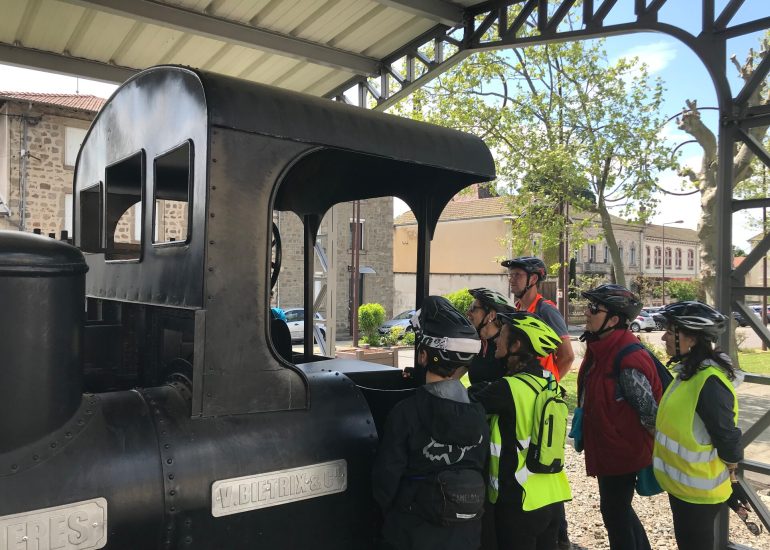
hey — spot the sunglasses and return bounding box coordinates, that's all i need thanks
[586,303,608,315]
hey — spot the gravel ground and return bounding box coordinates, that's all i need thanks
[561,445,770,549]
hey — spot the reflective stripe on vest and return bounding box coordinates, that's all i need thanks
[487,373,572,510]
[653,364,738,504]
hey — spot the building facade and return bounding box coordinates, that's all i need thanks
[393,196,700,311]
[0,92,104,235]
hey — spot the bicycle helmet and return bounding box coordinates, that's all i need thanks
[411,296,481,367]
[659,301,727,343]
[581,284,643,320]
[468,287,517,313]
[496,312,561,357]
[501,256,547,281]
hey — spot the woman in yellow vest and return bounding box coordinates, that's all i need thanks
[469,312,572,550]
[655,301,743,550]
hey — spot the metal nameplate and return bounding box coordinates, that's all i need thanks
[0,498,107,550]
[211,459,347,517]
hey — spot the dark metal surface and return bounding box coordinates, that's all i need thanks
[0,232,86,452]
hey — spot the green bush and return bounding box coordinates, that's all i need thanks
[667,280,703,302]
[382,326,405,347]
[403,331,416,345]
[443,288,473,315]
[358,303,386,346]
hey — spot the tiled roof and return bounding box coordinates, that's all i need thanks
[0,92,106,113]
[394,196,511,225]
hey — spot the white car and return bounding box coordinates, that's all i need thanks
[630,311,657,333]
[283,308,326,343]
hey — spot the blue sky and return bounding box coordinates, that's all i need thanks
[0,0,767,247]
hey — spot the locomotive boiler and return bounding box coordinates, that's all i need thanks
[0,65,495,549]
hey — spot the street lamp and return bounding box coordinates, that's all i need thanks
[661,220,684,305]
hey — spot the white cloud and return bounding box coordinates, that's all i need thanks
[615,41,678,75]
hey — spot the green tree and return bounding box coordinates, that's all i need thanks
[667,280,703,302]
[394,34,675,288]
[358,303,385,346]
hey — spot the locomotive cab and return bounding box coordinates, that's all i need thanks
[0,65,494,549]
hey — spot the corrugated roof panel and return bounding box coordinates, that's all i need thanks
[300,68,354,96]
[361,18,437,58]
[287,0,367,44]
[19,2,84,53]
[198,43,254,75]
[258,0,334,33]
[273,62,336,92]
[70,11,136,61]
[330,7,415,52]
[0,1,27,44]
[118,25,185,67]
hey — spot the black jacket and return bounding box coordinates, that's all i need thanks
[373,379,489,512]
[468,338,506,384]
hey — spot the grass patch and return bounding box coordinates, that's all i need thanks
[737,351,770,374]
[560,371,578,412]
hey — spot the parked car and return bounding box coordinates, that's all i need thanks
[630,311,657,332]
[283,307,326,343]
[378,309,417,335]
[642,306,664,330]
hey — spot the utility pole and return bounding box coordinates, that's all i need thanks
[351,200,361,345]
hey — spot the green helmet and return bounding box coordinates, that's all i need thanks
[496,312,561,357]
[468,287,516,313]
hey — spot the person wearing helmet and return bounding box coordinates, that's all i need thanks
[654,301,743,550]
[469,312,572,549]
[503,256,575,549]
[502,257,574,381]
[576,284,664,550]
[462,287,517,385]
[373,296,489,550]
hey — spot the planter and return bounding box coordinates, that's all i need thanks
[336,346,397,368]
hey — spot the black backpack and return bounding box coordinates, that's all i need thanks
[612,342,673,396]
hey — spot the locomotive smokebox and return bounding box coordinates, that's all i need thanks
[0,231,87,452]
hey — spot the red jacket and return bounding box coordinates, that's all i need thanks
[577,329,663,477]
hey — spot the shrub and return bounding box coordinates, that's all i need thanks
[403,331,416,345]
[382,326,405,347]
[443,288,473,314]
[358,303,386,346]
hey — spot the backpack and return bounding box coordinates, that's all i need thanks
[411,469,486,526]
[612,342,674,396]
[515,372,569,474]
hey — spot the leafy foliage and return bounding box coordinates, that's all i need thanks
[392,33,676,287]
[358,303,385,346]
[442,288,474,315]
[666,280,703,302]
[382,325,405,347]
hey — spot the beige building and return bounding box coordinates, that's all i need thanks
[0,92,104,236]
[393,195,701,311]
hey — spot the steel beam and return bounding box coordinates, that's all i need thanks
[374,0,464,26]
[0,41,137,83]
[60,0,380,75]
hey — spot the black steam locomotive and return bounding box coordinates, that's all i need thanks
[0,65,494,549]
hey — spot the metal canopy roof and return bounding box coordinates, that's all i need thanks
[0,0,483,99]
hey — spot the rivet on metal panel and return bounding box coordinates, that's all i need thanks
[169,490,176,496]
[211,185,216,190]
[212,158,217,163]
[168,473,175,480]
[10,464,18,471]
[167,458,173,464]
[209,240,214,245]
[210,213,215,218]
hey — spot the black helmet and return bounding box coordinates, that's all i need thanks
[411,296,481,366]
[581,284,642,320]
[468,287,516,313]
[659,301,727,342]
[497,312,561,357]
[501,256,547,281]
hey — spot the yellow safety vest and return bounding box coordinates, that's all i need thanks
[653,364,738,504]
[460,372,471,388]
[488,373,572,511]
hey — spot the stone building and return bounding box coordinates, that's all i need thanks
[0,92,104,235]
[276,198,395,335]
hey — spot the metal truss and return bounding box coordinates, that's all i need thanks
[325,2,770,548]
